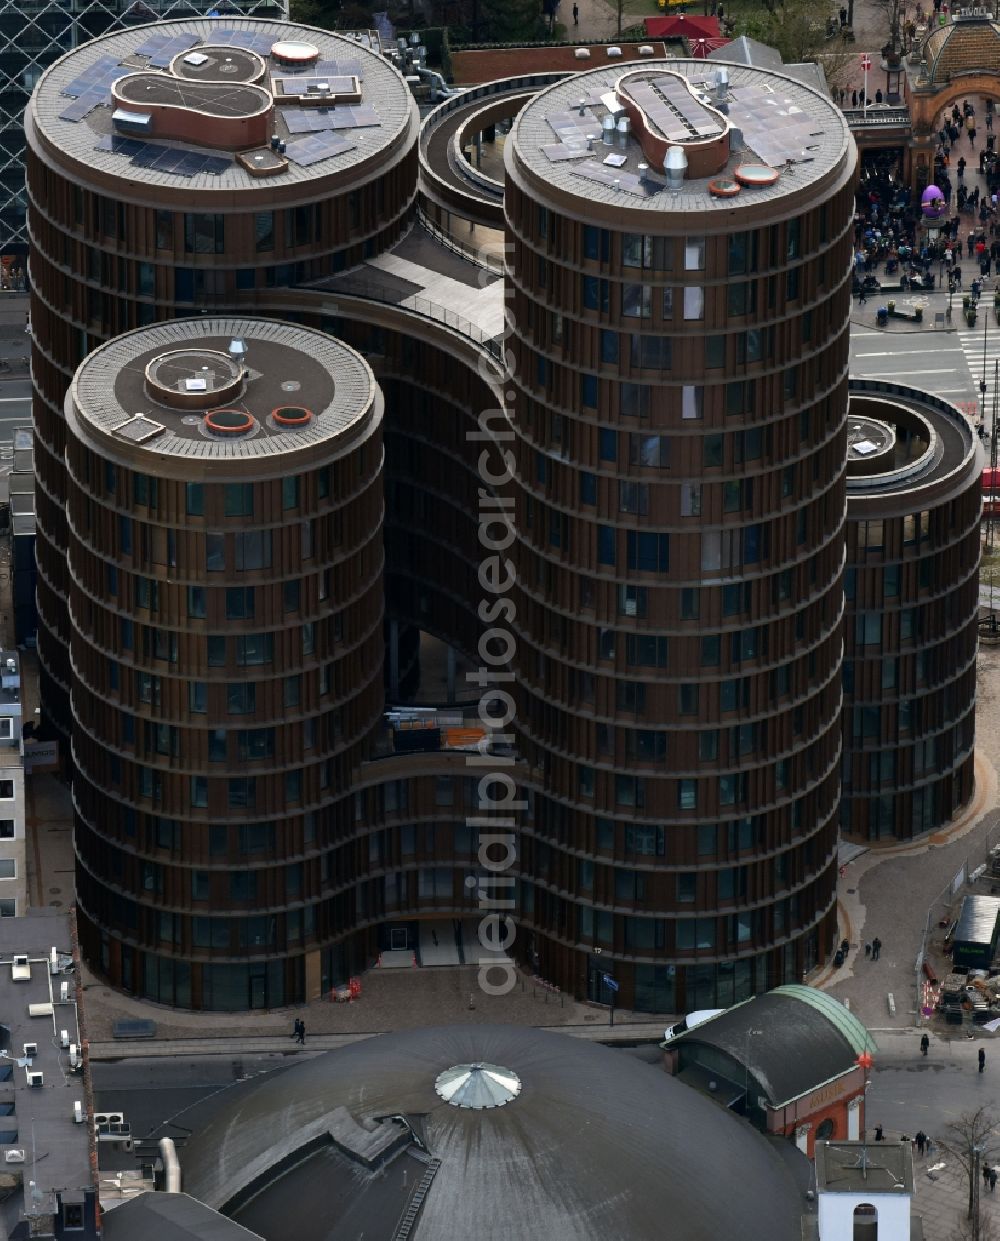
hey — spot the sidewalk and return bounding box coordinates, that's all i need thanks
[819,741,1000,1031]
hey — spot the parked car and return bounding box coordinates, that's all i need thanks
[663,1008,725,1042]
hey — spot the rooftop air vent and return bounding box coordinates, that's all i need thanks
[606,45,622,56]
[574,47,591,59]
[204,409,255,435]
[639,44,655,55]
[272,405,314,427]
[617,116,631,149]
[715,67,729,102]
[434,1063,522,1109]
[602,115,616,145]
[665,146,688,188]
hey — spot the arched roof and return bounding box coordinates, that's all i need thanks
[667,987,877,1107]
[174,1024,806,1241]
[922,17,1000,85]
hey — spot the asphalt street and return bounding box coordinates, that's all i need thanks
[849,322,978,414]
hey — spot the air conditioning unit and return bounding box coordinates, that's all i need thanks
[22,1043,36,1060]
[5,1150,24,1164]
[69,1046,81,1070]
[73,1102,83,1124]
[94,1113,124,1127]
[48,948,58,976]
[26,1071,42,1087]
[59,1030,69,1049]
[59,981,70,1003]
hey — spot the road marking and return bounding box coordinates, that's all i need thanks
[0,397,29,404]
[852,368,958,377]
[851,349,964,358]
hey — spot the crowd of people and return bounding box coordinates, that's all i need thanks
[852,101,1000,302]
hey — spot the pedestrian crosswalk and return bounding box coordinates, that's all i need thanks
[955,309,1000,422]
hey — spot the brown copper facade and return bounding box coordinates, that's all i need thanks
[67,319,385,1009]
[25,18,419,741]
[34,44,980,1014]
[500,65,858,1012]
[842,381,982,842]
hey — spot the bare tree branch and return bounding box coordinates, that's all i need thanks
[938,1107,1000,1221]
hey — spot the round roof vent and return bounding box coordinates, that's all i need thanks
[270,40,320,65]
[205,408,255,435]
[272,405,313,427]
[434,1063,522,1109]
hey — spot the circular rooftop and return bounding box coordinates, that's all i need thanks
[68,316,376,466]
[174,1024,806,1241]
[508,59,852,217]
[29,18,416,195]
[922,17,1000,85]
[846,379,981,502]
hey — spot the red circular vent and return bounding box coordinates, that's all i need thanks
[272,406,313,427]
[205,408,255,434]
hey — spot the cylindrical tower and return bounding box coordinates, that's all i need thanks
[67,316,384,1009]
[843,380,981,841]
[25,18,418,740]
[503,62,858,1011]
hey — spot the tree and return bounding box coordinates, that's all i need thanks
[479,0,545,42]
[939,1106,1000,1222]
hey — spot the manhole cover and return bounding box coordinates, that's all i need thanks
[49,888,61,895]
[847,888,857,894]
[50,900,63,907]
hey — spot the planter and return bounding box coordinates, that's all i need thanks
[887,300,896,312]
[915,307,923,321]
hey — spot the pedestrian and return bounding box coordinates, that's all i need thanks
[865,942,871,959]
[291,1018,301,1040]
[985,1161,992,1187]
[296,1020,306,1044]
[980,1047,987,1073]
[858,284,867,304]
[873,936,882,960]
[852,89,859,108]
[989,110,994,132]
[572,2,579,21]
[990,1167,997,1194]
[920,1032,930,1056]
[916,1130,927,1156]
[926,1136,935,1157]
[875,89,883,104]
[875,1123,884,1141]
[839,3,847,23]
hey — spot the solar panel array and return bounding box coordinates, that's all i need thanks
[273,74,358,96]
[95,134,231,176]
[542,107,601,161]
[62,54,124,99]
[141,33,202,68]
[283,104,379,134]
[58,93,107,123]
[625,75,723,142]
[283,131,356,166]
[727,85,822,167]
[205,28,278,56]
[571,159,663,198]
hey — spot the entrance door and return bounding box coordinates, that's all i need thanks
[390,926,409,951]
[249,965,267,1009]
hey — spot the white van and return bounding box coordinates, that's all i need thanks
[663,1008,724,1042]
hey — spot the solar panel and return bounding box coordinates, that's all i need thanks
[284,131,356,166]
[542,143,590,162]
[210,29,277,55]
[58,92,106,122]
[133,32,171,57]
[624,75,724,141]
[274,74,358,96]
[572,160,662,197]
[62,55,122,98]
[147,34,200,68]
[727,85,821,166]
[93,136,231,178]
